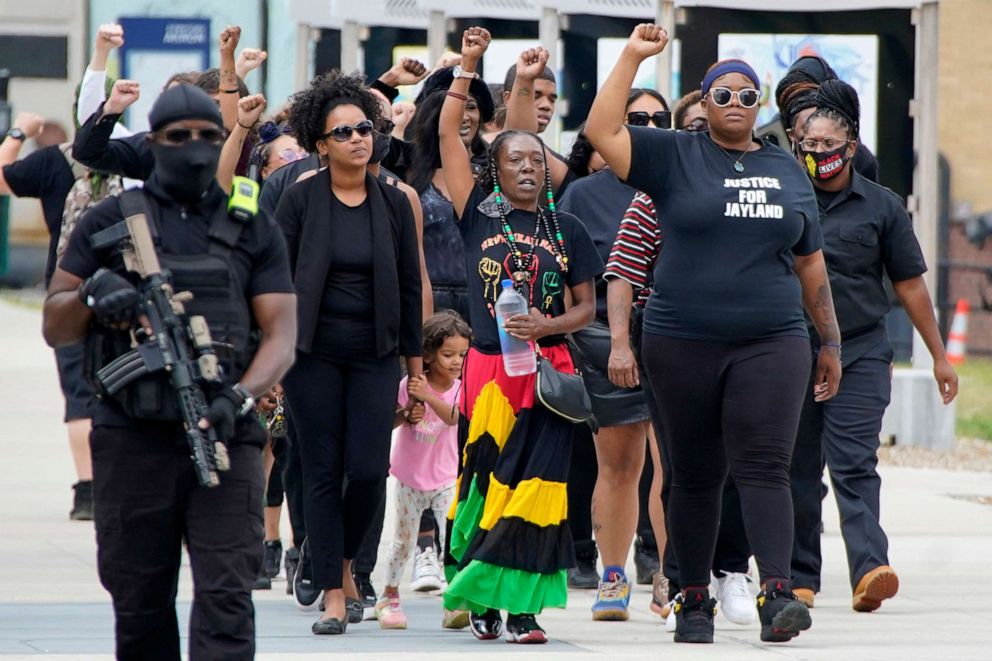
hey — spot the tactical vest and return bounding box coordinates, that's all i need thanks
[87,190,255,420]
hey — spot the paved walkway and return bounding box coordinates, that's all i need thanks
[2,299,991,660]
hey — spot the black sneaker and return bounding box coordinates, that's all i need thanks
[673,588,716,644]
[757,579,812,643]
[253,567,272,590]
[284,547,300,596]
[634,536,660,585]
[354,572,377,620]
[568,545,599,590]
[263,539,282,579]
[293,539,321,611]
[470,608,503,640]
[505,613,548,644]
[70,481,94,521]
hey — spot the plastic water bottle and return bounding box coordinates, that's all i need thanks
[495,279,537,376]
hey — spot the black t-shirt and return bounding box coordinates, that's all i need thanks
[312,194,376,357]
[420,184,466,288]
[814,169,926,341]
[625,128,823,342]
[558,168,638,322]
[60,176,293,427]
[456,185,603,353]
[2,145,76,285]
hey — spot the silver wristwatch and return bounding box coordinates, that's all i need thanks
[232,383,256,416]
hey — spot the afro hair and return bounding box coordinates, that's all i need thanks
[287,70,382,152]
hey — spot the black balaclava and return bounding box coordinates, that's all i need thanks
[148,84,224,204]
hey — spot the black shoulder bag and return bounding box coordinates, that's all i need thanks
[534,344,598,433]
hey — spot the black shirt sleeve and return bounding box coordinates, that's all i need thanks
[72,107,154,180]
[454,184,488,227]
[273,179,305,277]
[370,79,400,103]
[394,189,423,357]
[247,211,294,296]
[2,147,53,199]
[881,194,927,282]
[623,126,678,200]
[792,198,824,257]
[561,211,605,287]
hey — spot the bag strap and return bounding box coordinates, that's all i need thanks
[206,203,247,260]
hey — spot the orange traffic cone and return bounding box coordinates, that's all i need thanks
[946,298,969,365]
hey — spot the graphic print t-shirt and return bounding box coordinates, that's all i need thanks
[391,375,461,492]
[625,128,823,342]
[457,184,603,353]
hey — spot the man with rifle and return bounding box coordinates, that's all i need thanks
[42,83,297,661]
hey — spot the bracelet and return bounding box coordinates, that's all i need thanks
[446,91,468,102]
[237,120,253,130]
[821,343,842,350]
[221,88,240,94]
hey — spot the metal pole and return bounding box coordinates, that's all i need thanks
[655,0,675,100]
[539,5,561,150]
[428,10,447,69]
[294,23,311,91]
[912,1,940,369]
[341,20,361,73]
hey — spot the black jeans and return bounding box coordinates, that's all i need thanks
[279,403,308,549]
[642,334,811,587]
[283,351,398,590]
[791,339,893,590]
[567,423,598,561]
[91,422,264,661]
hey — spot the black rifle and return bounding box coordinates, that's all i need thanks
[90,212,229,487]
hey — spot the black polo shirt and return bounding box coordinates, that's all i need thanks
[812,169,926,358]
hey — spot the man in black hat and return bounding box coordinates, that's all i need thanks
[43,83,297,661]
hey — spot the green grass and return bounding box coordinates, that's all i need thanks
[0,290,43,311]
[956,357,992,441]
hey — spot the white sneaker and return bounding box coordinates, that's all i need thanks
[410,547,442,592]
[715,571,757,625]
[664,597,677,632]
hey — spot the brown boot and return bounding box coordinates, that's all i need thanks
[793,588,815,608]
[852,566,899,612]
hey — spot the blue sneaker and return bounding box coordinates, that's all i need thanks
[591,570,631,621]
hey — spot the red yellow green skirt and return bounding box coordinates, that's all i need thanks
[442,345,576,615]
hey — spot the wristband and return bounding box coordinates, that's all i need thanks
[237,120,253,130]
[221,88,240,94]
[821,343,841,350]
[446,91,469,102]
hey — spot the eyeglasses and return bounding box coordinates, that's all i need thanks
[798,137,851,152]
[376,119,396,135]
[707,87,761,109]
[627,111,672,129]
[159,127,226,145]
[684,117,709,133]
[320,119,375,142]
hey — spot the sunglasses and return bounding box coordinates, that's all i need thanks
[707,87,761,109]
[627,111,672,128]
[321,119,375,142]
[276,148,308,163]
[684,117,709,133]
[159,127,226,145]
[377,119,396,135]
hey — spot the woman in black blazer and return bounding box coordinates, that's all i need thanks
[275,71,423,635]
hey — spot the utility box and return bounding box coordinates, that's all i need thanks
[881,368,956,450]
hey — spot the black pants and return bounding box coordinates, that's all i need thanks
[266,439,285,508]
[636,444,657,550]
[283,351,398,590]
[567,423,598,562]
[642,334,810,587]
[279,403,307,550]
[353,486,386,576]
[91,422,264,661]
[791,339,893,591]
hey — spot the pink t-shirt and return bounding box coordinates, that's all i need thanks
[390,376,461,492]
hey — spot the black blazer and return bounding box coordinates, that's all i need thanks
[274,168,422,358]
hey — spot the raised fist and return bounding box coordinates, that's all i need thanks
[236,48,267,78]
[461,27,492,64]
[237,94,267,129]
[95,24,124,52]
[391,58,429,86]
[12,112,45,139]
[625,23,669,60]
[515,47,550,82]
[219,25,242,56]
[103,80,140,115]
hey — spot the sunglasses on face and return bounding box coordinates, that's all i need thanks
[159,127,226,145]
[321,119,375,142]
[707,87,761,109]
[276,148,308,163]
[627,111,672,128]
[684,117,709,133]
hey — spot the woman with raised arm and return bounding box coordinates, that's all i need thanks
[438,27,603,645]
[585,24,842,645]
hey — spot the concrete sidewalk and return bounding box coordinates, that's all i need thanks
[2,299,991,660]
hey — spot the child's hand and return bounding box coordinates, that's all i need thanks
[407,402,426,425]
[407,374,429,401]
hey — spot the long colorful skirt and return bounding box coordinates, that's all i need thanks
[442,345,576,615]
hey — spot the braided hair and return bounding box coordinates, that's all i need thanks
[778,81,819,132]
[808,78,860,139]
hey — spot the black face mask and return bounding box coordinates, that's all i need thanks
[799,144,849,182]
[150,140,222,203]
[369,131,391,165]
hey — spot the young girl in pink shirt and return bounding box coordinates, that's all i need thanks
[376,311,472,629]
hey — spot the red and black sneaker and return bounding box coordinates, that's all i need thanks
[505,613,548,644]
[757,579,812,643]
[469,608,503,640]
[673,587,716,643]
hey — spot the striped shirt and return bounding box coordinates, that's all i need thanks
[604,192,662,308]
